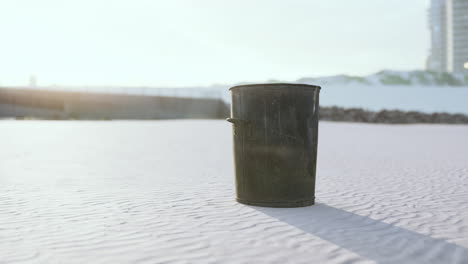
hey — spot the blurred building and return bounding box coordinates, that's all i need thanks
[29,75,37,88]
[427,0,447,72]
[427,0,468,73]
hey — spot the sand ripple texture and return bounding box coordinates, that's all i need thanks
[0,120,468,264]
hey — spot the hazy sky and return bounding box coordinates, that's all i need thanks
[0,0,429,86]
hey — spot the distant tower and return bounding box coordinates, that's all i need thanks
[29,75,37,88]
[446,0,468,73]
[427,0,468,73]
[427,0,447,72]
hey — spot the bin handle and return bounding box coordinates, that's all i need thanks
[226,118,249,125]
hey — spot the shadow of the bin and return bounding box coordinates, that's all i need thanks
[253,203,468,264]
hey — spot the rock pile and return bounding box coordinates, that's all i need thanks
[319,106,468,124]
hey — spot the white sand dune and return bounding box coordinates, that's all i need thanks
[0,120,467,263]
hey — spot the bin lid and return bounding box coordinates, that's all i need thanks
[229,83,321,91]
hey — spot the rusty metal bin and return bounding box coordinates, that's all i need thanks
[227,83,321,208]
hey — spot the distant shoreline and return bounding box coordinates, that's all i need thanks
[2,86,467,124]
[8,106,468,125]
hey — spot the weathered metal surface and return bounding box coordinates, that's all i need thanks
[228,83,321,208]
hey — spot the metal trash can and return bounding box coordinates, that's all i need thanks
[227,83,321,208]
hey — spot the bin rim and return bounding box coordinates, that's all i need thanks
[229,83,321,91]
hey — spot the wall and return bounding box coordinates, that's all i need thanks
[0,88,229,120]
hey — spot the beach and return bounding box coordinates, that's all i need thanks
[1,120,467,263]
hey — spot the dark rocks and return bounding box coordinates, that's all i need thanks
[319,106,468,124]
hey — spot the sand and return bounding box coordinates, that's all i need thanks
[0,120,467,263]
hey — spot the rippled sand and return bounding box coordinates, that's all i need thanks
[0,120,467,263]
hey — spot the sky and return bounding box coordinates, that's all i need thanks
[0,0,430,87]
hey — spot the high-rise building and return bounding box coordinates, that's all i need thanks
[427,0,468,73]
[427,0,447,72]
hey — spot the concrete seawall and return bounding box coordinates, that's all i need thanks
[0,87,229,119]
